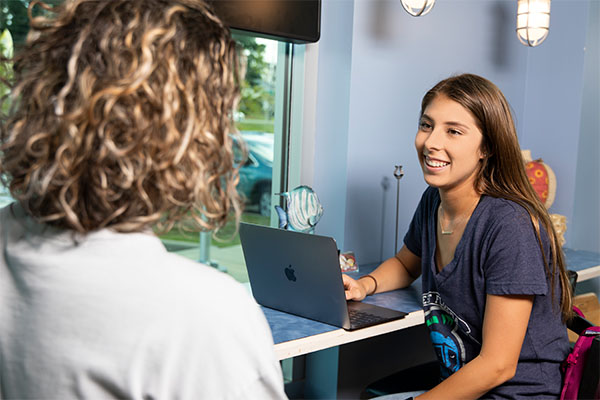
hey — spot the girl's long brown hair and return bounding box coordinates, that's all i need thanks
[0,0,243,234]
[421,74,572,321]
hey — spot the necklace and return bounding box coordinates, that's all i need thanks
[438,197,480,235]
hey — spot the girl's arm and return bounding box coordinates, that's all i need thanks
[417,294,534,400]
[343,245,421,300]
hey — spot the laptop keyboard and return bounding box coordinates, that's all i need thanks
[349,309,390,327]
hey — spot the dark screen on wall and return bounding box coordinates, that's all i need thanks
[207,0,321,43]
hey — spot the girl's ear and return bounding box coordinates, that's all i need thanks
[479,142,489,160]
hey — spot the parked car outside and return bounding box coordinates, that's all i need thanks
[238,131,273,216]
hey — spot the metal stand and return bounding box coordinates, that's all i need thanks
[380,176,390,261]
[199,231,227,272]
[393,165,404,255]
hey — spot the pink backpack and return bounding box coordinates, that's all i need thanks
[561,306,600,400]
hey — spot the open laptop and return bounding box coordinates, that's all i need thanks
[239,223,407,331]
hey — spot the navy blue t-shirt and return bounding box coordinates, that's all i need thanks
[404,187,569,399]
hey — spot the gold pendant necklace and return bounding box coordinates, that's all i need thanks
[440,209,454,234]
[438,198,480,236]
[439,206,455,235]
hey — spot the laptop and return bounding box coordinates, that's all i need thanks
[239,223,407,331]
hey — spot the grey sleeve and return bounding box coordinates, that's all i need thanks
[483,208,549,296]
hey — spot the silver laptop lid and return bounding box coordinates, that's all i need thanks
[239,223,351,329]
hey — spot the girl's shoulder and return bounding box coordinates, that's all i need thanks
[480,195,529,218]
[476,195,544,237]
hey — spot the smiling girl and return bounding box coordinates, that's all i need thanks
[344,74,571,399]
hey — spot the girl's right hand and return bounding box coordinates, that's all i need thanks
[342,274,368,301]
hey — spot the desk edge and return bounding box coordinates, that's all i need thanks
[273,310,424,360]
[576,265,600,282]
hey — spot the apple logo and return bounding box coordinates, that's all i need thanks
[284,265,297,282]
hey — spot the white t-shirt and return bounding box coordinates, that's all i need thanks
[0,204,287,399]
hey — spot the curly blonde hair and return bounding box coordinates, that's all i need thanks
[0,0,244,234]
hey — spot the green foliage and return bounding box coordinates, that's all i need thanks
[0,0,29,47]
[0,28,13,114]
[0,0,63,48]
[0,0,61,114]
[234,35,268,86]
[0,27,12,58]
[236,120,274,133]
[233,34,275,122]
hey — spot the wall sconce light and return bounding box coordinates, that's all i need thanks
[516,0,551,47]
[400,0,436,17]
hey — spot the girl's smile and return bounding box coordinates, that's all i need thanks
[424,155,450,169]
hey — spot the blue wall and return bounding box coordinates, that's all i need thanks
[572,0,600,253]
[310,0,355,248]
[309,0,597,265]
[518,0,588,233]
[572,0,600,296]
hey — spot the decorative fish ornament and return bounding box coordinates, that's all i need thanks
[275,185,323,234]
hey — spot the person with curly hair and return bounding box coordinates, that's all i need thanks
[0,0,286,398]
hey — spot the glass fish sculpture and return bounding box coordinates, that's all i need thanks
[275,185,323,234]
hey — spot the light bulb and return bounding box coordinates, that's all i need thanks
[400,0,436,17]
[516,0,551,47]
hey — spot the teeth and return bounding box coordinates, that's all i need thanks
[425,157,449,168]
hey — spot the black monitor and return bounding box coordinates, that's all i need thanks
[207,0,321,44]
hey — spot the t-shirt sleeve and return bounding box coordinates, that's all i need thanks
[403,188,432,257]
[483,205,549,296]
